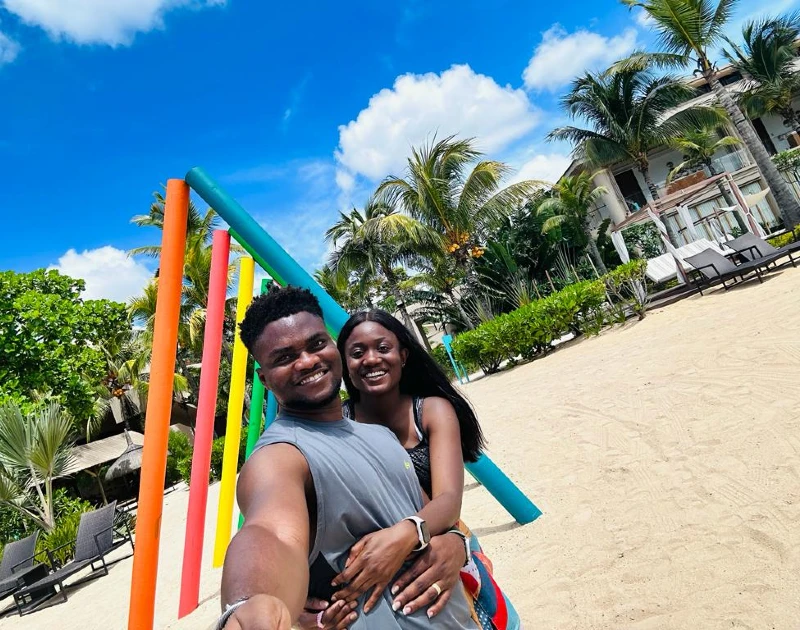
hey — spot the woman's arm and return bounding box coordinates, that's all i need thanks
[414,396,465,534]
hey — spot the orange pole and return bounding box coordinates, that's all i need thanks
[128,179,189,630]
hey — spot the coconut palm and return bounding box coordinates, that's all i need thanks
[620,0,800,226]
[723,15,800,132]
[667,125,744,218]
[326,197,443,331]
[378,136,540,270]
[313,265,372,312]
[401,256,477,330]
[536,173,610,274]
[0,402,75,532]
[129,192,219,257]
[549,64,728,201]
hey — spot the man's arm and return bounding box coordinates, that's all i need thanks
[221,443,312,624]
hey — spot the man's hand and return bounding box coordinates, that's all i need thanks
[331,521,418,613]
[296,598,358,630]
[224,595,293,630]
[390,532,467,618]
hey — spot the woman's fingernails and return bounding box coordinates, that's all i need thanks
[391,585,399,595]
[349,602,358,610]
[392,601,401,611]
[349,614,357,621]
[403,606,411,615]
[427,610,434,618]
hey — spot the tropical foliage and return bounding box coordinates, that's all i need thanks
[0,402,75,532]
[550,63,727,199]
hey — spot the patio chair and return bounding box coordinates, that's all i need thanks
[684,248,782,294]
[723,232,800,269]
[13,502,133,615]
[0,532,41,603]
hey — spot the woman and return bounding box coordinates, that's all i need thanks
[300,310,522,630]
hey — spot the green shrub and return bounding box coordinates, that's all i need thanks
[209,430,249,482]
[165,430,193,487]
[451,280,608,374]
[604,260,649,321]
[36,510,84,566]
[767,225,799,248]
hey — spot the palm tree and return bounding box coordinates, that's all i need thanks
[549,64,728,201]
[667,125,745,224]
[724,15,800,132]
[0,402,75,532]
[537,173,610,274]
[326,197,443,332]
[129,192,219,257]
[621,0,800,227]
[378,136,540,271]
[402,256,477,330]
[313,265,372,312]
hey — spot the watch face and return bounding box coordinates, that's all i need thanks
[419,519,431,544]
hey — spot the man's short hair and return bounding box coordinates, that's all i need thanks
[239,285,324,352]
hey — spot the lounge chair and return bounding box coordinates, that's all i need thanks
[684,248,782,293]
[0,532,41,603]
[13,502,133,615]
[723,232,800,268]
[644,238,730,284]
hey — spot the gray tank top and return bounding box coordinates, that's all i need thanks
[254,414,477,629]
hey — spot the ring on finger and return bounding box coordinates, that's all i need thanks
[431,582,442,598]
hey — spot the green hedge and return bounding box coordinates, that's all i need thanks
[451,262,648,374]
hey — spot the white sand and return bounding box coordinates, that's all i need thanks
[5,267,800,629]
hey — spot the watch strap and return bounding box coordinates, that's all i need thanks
[446,528,471,567]
[217,598,249,630]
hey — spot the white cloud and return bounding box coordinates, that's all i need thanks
[335,169,355,193]
[49,246,154,302]
[0,32,21,64]
[523,24,638,92]
[634,9,654,28]
[507,152,572,186]
[1,0,225,46]
[335,64,541,183]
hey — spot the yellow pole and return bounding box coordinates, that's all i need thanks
[212,256,255,567]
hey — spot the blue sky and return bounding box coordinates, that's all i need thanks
[0,0,787,302]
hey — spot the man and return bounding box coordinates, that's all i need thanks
[218,287,477,630]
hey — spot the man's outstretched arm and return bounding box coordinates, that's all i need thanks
[220,443,312,629]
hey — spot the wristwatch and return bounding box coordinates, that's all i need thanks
[217,598,249,629]
[447,528,471,567]
[403,516,431,551]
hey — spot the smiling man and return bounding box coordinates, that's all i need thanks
[218,286,477,630]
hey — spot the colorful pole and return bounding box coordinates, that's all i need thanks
[237,279,270,530]
[213,256,255,567]
[465,455,542,524]
[128,179,189,630]
[265,390,278,431]
[186,167,349,332]
[186,169,539,526]
[178,229,231,617]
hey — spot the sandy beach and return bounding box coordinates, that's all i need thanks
[5,267,800,629]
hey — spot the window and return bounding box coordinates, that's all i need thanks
[688,196,741,241]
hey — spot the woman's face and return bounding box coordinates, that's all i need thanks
[344,321,409,397]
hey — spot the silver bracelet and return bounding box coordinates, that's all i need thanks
[217,597,249,630]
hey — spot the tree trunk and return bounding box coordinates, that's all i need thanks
[383,267,416,333]
[705,70,800,227]
[446,287,475,330]
[585,234,608,274]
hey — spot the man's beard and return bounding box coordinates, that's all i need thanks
[283,379,342,411]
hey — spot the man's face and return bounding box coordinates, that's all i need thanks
[253,311,343,411]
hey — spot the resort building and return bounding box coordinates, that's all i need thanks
[564,62,800,245]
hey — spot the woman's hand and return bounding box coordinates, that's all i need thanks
[296,598,358,630]
[390,532,467,618]
[331,521,419,613]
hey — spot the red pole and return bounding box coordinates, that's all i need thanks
[178,229,230,617]
[128,179,189,630]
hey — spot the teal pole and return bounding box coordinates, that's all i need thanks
[186,167,348,332]
[265,391,278,431]
[466,455,542,524]
[185,167,539,525]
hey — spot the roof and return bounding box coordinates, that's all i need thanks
[62,431,145,477]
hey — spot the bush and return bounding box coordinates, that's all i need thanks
[604,260,649,321]
[767,225,799,248]
[451,279,609,374]
[36,510,84,566]
[165,430,193,487]
[209,430,249,482]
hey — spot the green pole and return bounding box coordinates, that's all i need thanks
[238,279,270,529]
